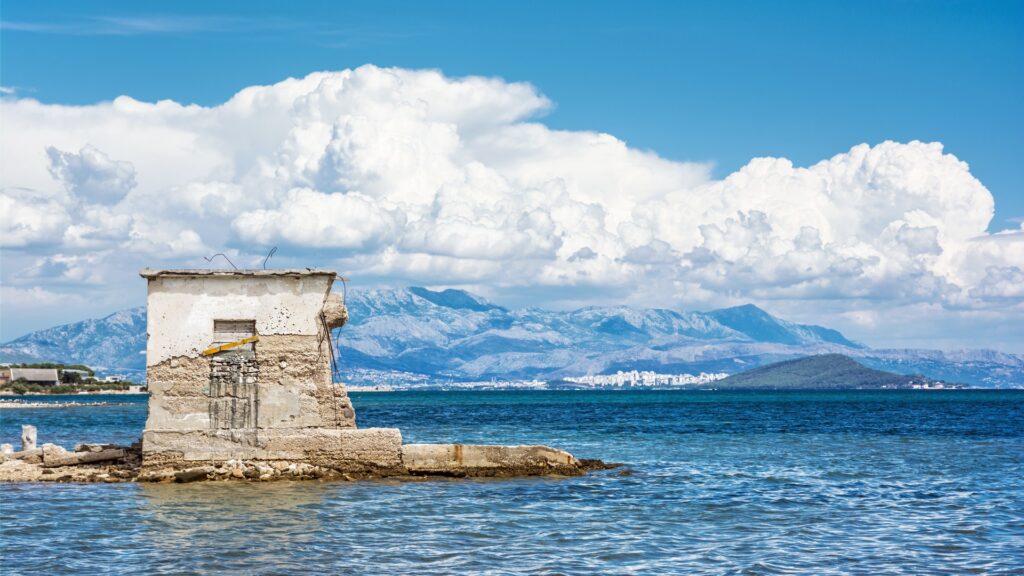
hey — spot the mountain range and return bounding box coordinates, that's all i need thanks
[1,287,1021,387]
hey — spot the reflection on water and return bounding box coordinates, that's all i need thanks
[1,390,1023,574]
[136,482,334,573]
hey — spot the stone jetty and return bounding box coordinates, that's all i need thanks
[0,268,610,483]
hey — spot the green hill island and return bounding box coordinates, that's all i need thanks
[717,354,965,390]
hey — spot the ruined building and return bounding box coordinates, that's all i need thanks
[140,269,405,472]
[138,268,598,478]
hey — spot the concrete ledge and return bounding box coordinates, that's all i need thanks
[1,437,615,482]
[297,427,403,470]
[402,444,582,476]
[140,268,338,279]
[142,427,402,470]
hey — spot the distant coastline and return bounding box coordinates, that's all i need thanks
[5,290,1022,389]
[0,399,133,409]
[5,390,148,395]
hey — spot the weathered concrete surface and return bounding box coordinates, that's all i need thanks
[144,337,355,435]
[43,448,125,468]
[402,444,589,477]
[301,427,403,470]
[0,459,139,482]
[8,448,42,463]
[321,292,349,329]
[0,434,615,483]
[142,427,402,469]
[0,442,141,482]
[255,334,356,429]
[140,269,336,365]
[141,269,359,469]
[41,443,70,465]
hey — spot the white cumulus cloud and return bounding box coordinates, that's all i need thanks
[0,188,70,248]
[0,64,1021,349]
[232,187,404,250]
[46,144,137,203]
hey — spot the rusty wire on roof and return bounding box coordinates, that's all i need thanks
[262,246,278,269]
[203,253,237,270]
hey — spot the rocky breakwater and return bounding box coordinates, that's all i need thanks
[0,425,615,483]
[0,425,140,483]
[402,444,611,478]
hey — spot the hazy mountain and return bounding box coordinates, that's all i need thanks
[707,304,863,348]
[716,354,953,389]
[1,287,1021,387]
[0,308,147,376]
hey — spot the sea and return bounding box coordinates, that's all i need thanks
[1,390,1022,575]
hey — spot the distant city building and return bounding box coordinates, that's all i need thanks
[563,370,729,388]
[103,375,124,383]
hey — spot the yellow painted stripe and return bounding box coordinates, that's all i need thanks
[201,335,260,356]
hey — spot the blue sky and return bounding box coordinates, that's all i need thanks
[1,0,1022,351]
[3,0,1022,226]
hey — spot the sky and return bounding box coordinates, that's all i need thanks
[1,0,1022,351]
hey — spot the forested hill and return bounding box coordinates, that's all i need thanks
[716,354,960,389]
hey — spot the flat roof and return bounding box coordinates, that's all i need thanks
[140,268,342,280]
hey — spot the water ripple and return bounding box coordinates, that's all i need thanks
[1,390,1023,574]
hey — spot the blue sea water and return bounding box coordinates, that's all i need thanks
[1,390,1022,575]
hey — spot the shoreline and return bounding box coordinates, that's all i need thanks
[0,400,132,409]
[0,391,148,397]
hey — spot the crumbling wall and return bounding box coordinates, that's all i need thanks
[144,354,212,432]
[209,350,259,429]
[256,334,355,429]
[143,331,359,469]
